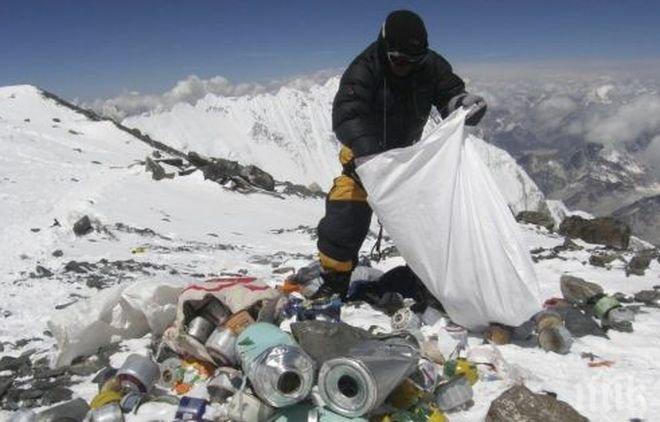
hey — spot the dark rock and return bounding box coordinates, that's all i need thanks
[240,164,275,191]
[0,377,12,398]
[73,215,93,236]
[589,253,619,268]
[52,118,61,122]
[560,275,604,305]
[64,260,94,273]
[187,151,211,167]
[91,160,102,165]
[272,266,295,275]
[41,386,73,405]
[553,306,607,338]
[516,211,555,231]
[559,216,631,249]
[486,384,588,422]
[33,265,53,278]
[277,181,326,198]
[626,252,655,276]
[52,249,64,257]
[152,150,162,158]
[613,292,634,303]
[0,355,31,372]
[552,238,582,253]
[145,156,168,181]
[52,218,61,227]
[158,158,185,167]
[634,290,660,305]
[30,227,41,232]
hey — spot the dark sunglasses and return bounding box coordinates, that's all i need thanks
[387,50,428,66]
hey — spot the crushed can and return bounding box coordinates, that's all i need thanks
[88,403,124,422]
[117,354,160,393]
[227,390,276,422]
[158,357,184,390]
[186,316,215,343]
[391,307,422,332]
[224,310,256,335]
[434,375,473,411]
[205,327,238,365]
[207,367,243,403]
[409,358,442,392]
[174,396,207,421]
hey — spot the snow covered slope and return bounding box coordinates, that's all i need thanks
[3,84,660,421]
[124,77,546,213]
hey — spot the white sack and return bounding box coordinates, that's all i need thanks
[48,281,183,367]
[356,108,541,330]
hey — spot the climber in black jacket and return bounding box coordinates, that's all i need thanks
[314,10,487,299]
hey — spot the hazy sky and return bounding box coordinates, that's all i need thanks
[2,0,659,101]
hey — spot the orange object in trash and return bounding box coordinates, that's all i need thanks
[280,280,302,294]
[174,382,193,395]
[588,360,615,368]
[223,310,255,335]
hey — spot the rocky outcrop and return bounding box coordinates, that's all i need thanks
[516,211,554,231]
[559,216,631,249]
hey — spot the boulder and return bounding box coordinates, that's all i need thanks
[486,385,588,422]
[145,156,167,181]
[559,216,630,249]
[560,275,604,305]
[72,215,93,236]
[589,253,619,268]
[240,164,275,191]
[516,211,554,231]
[626,251,657,276]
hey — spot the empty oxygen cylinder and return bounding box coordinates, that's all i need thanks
[235,322,315,408]
[317,340,418,417]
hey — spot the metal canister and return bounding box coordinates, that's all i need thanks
[227,390,275,422]
[186,316,215,343]
[236,323,315,408]
[117,354,160,393]
[434,376,473,411]
[205,327,238,365]
[317,344,417,417]
[207,367,243,403]
[534,310,564,331]
[538,326,573,354]
[391,307,422,332]
[88,403,124,422]
[223,310,255,335]
[593,295,621,320]
[174,396,207,421]
[200,298,231,326]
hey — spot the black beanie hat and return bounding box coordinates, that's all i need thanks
[381,10,428,55]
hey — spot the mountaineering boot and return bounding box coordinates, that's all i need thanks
[310,271,351,301]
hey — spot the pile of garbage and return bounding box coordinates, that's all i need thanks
[10,263,628,421]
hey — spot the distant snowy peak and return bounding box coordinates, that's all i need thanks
[123,78,547,213]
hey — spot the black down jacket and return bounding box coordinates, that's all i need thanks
[332,34,465,157]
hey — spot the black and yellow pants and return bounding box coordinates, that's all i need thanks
[317,146,373,273]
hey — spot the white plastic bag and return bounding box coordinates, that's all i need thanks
[356,108,541,330]
[48,281,183,367]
